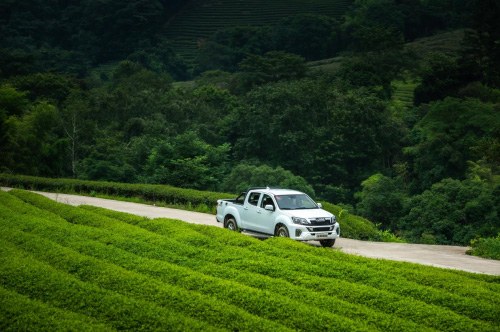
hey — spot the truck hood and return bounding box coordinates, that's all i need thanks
[280,208,334,219]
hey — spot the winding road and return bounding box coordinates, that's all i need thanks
[4,188,500,276]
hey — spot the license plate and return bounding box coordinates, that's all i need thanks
[316,234,327,238]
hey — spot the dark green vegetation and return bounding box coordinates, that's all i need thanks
[1,189,500,331]
[164,0,352,65]
[1,0,499,247]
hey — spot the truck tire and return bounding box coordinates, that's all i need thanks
[276,225,289,237]
[319,239,335,247]
[225,218,238,231]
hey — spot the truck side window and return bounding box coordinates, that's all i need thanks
[260,194,274,209]
[248,192,261,206]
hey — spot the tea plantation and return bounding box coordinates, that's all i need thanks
[163,0,352,63]
[1,190,499,331]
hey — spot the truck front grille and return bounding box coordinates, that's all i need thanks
[307,226,332,232]
[309,217,332,226]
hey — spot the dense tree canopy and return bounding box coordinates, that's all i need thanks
[0,0,498,245]
[399,177,499,245]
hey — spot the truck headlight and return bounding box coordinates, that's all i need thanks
[292,217,310,225]
[331,215,337,224]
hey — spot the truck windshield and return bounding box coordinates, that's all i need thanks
[275,194,318,210]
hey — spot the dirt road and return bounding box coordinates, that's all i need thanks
[5,189,500,275]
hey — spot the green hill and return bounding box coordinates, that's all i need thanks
[163,0,353,64]
[1,189,499,331]
[307,29,465,109]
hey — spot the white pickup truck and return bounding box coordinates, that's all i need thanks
[216,187,339,247]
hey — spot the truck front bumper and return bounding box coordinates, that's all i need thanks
[289,222,340,241]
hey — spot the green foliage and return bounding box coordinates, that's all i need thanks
[0,84,29,115]
[399,178,499,245]
[355,173,407,230]
[235,51,307,92]
[0,1,175,72]
[0,0,497,249]
[413,54,476,105]
[0,174,389,240]
[342,0,405,52]
[196,13,342,73]
[231,79,403,200]
[274,14,342,61]
[1,101,67,176]
[8,73,79,105]
[220,163,315,197]
[127,40,189,80]
[0,286,113,331]
[337,49,414,98]
[405,97,500,192]
[195,25,274,73]
[166,0,351,66]
[461,0,500,87]
[468,234,500,260]
[320,201,380,240]
[141,131,231,190]
[1,190,499,331]
[0,174,231,209]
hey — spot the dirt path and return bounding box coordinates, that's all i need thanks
[4,188,500,275]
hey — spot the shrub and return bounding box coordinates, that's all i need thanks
[321,201,380,240]
[468,235,500,260]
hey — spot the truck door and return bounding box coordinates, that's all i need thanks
[254,194,277,235]
[240,191,261,229]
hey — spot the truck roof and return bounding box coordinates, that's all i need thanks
[248,187,304,196]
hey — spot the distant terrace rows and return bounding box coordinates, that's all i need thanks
[163,0,353,64]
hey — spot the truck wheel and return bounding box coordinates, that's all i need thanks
[276,225,289,237]
[225,218,238,231]
[319,239,335,247]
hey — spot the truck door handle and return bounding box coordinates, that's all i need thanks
[244,207,248,210]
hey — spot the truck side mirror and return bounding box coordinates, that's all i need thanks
[317,203,323,208]
[264,204,275,211]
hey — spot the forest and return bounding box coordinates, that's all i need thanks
[0,0,498,246]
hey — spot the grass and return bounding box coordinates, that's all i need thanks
[1,189,499,331]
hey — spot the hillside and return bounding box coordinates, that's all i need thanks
[307,29,466,110]
[163,0,352,64]
[1,189,499,331]
[1,1,498,251]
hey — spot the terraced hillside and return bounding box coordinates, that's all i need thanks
[392,80,419,110]
[164,0,353,64]
[1,190,500,331]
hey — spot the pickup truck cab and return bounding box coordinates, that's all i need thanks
[216,187,339,247]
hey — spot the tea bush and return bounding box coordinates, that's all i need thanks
[2,190,499,331]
